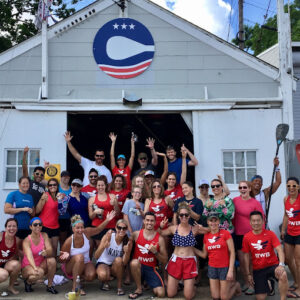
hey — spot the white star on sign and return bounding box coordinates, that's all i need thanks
[121,23,127,29]
[129,23,135,30]
[113,23,119,29]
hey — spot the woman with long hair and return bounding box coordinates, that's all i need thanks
[280,177,300,298]
[95,219,133,295]
[21,217,57,294]
[60,211,116,295]
[0,218,21,295]
[36,178,60,257]
[232,180,264,295]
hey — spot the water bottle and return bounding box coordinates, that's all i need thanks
[75,275,81,296]
[92,203,103,219]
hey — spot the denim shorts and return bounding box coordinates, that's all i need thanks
[207,265,228,280]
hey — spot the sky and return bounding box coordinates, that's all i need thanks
[67,0,289,43]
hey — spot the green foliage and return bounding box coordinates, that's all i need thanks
[232,1,300,56]
[0,0,82,53]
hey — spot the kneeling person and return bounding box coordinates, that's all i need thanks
[130,212,167,299]
[242,211,288,300]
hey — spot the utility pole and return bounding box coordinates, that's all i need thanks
[277,0,294,139]
[238,0,244,50]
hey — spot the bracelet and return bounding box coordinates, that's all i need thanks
[275,167,280,172]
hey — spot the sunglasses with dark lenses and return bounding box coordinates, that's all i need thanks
[32,223,42,227]
[48,184,57,187]
[35,172,44,177]
[211,184,221,188]
[179,213,189,218]
[72,184,81,188]
[95,155,105,158]
[117,226,127,231]
[238,186,248,190]
[200,185,209,189]
[139,157,147,160]
[89,175,98,178]
[287,184,298,188]
[152,185,161,188]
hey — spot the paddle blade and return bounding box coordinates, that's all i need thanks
[276,124,289,145]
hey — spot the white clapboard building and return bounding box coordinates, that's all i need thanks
[0,0,296,232]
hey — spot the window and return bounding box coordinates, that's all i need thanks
[5,149,40,183]
[223,150,257,184]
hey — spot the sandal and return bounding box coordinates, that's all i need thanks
[101,283,110,291]
[287,291,300,298]
[117,288,125,296]
[80,289,86,296]
[289,285,298,292]
[128,291,143,299]
[245,287,255,295]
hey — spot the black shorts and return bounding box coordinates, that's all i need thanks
[207,266,228,280]
[42,227,59,238]
[59,218,71,232]
[284,233,300,245]
[233,234,244,251]
[16,229,31,240]
[253,265,278,294]
[91,228,115,240]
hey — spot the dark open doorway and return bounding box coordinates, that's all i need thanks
[67,113,194,182]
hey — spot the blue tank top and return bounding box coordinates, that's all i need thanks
[172,226,196,247]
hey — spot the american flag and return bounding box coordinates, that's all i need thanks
[34,0,53,30]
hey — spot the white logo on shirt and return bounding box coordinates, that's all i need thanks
[137,243,149,254]
[1,250,10,257]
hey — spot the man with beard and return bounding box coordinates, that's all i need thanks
[81,168,98,197]
[64,131,112,185]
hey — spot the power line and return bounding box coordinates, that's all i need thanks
[243,1,276,14]
[227,0,234,41]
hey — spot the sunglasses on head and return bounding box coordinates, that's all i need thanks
[35,172,44,177]
[32,223,42,227]
[238,186,248,190]
[95,155,105,158]
[179,213,189,218]
[117,225,127,231]
[48,183,57,187]
[287,184,298,188]
[211,184,221,188]
[72,184,81,188]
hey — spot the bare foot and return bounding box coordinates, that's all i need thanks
[8,287,19,295]
[234,282,242,297]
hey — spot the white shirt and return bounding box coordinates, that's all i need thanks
[80,157,112,186]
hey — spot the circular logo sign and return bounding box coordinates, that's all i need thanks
[93,18,155,79]
[46,165,58,177]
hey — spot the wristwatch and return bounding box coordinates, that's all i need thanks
[279,262,285,267]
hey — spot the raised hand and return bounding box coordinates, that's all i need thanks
[155,152,166,157]
[106,210,116,221]
[24,146,29,154]
[146,138,155,150]
[64,131,73,143]
[109,132,117,142]
[160,217,168,229]
[181,144,188,152]
[124,238,133,253]
[148,243,158,254]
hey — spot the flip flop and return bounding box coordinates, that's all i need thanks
[287,291,300,298]
[289,285,298,292]
[245,287,255,295]
[80,289,86,296]
[101,283,110,291]
[128,291,143,299]
[117,288,125,296]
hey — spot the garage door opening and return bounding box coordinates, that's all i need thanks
[67,113,194,182]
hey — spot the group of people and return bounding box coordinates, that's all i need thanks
[0,132,299,300]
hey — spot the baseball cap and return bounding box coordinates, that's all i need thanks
[199,179,209,187]
[71,178,83,186]
[117,154,126,160]
[138,152,148,159]
[144,170,155,177]
[207,212,219,220]
[61,170,70,177]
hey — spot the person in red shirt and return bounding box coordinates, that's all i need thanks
[280,177,300,297]
[194,212,240,300]
[81,168,98,197]
[110,174,130,216]
[109,132,135,190]
[129,212,167,299]
[242,211,288,300]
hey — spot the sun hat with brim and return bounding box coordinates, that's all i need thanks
[72,178,83,186]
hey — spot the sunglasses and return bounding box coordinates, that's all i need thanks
[35,172,44,177]
[117,226,127,231]
[95,155,105,158]
[287,184,298,188]
[72,184,82,188]
[139,157,147,160]
[200,185,209,189]
[133,191,141,194]
[48,184,57,187]
[32,223,42,227]
[238,186,248,190]
[153,185,161,188]
[211,184,221,188]
[89,175,98,178]
[179,213,189,218]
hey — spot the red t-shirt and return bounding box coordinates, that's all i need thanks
[112,166,132,190]
[285,194,300,236]
[242,229,280,270]
[91,193,116,229]
[81,185,97,197]
[204,229,232,268]
[148,198,170,230]
[164,185,183,203]
[110,189,130,212]
[133,229,160,267]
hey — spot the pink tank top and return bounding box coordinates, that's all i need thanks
[22,233,45,268]
[40,192,59,229]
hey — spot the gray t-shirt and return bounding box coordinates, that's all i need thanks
[122,199,144,234]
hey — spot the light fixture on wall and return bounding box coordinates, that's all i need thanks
[122,90,142,106]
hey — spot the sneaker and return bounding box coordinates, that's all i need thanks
[47,286,58,294]
[24,280,33,292]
